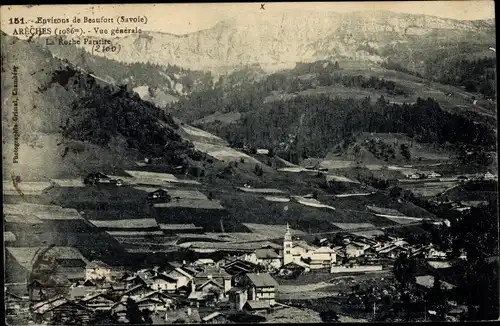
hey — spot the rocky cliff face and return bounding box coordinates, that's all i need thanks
[63,11,494,71]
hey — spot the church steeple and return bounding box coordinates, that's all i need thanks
[283,223,293,265]
[284,223,291,241]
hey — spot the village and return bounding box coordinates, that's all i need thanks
[4,128,497,324]
[5,185,471,324]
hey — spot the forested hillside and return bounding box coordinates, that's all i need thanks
[167,62,413,122]
[197,95,495,160]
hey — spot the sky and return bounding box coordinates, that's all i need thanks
[1,1,495,38]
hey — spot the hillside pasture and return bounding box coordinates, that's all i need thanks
[237,187,285,194]
[326,175,360,184]
[124,170,179,181]
[4,213,44,225]
[332,222,376,230]
[180,124,228,145]
[106,230,165,237]
[133,187,209,200]
[3,181,52,195]
[342,67,488,114]
[367,205,405,216]
[192,111,242,125]
[4,203,84,220]
[318,160,355,169]
[50,179,85,187]
[45,186,147,210]
[89,218,159,229]
[264,196,291,202]
[293,196,336,210]
[153,198,225,210]
[151,205,235,232]
[192,141,261,164]
[243,223,306,238]
[377,215,424,225]
[278,167,309,173]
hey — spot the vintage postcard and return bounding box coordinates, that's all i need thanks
[1,1,498,324]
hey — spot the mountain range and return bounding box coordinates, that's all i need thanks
[39,11,495,72]
[1,10,497,180]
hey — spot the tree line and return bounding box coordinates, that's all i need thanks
[168,61,412,122]
[200,94,496,160]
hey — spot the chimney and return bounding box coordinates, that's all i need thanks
[208,274,212,279]
[182,260,186,265]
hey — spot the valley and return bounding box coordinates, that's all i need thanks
[2,5,498,324]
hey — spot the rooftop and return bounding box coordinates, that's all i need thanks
[427,260,452,269]
[254,248,281,259]
[202,311,225,322]
[244,300,271,310]
[246,273,278,288]
[195,266,231,279]
[415,275,456,290]
[86,260,112,269]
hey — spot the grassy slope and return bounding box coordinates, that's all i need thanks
[265,66,494,119]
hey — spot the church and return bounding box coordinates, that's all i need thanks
[282,224,337,270]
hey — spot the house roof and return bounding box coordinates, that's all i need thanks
[142,291,177,300]
[31,296,65,310]
[311,246,337,253]
[28,279,45,288]
[195,258,215,265]
[223,259,258,271]
[5,291,25,300]
[136,297,164,304]
[228,287,245,293]
[35,298,93,315]
[196,279,224,292]
[188,291,209,301]
[246,273,278,288]
[83,279,97,286]
[195,266,232,279]
[122,284,148,296]
[416,275,456,290]
[346,242,365,249]
[169,267,194,279]
[81,292,114,302]
[293,240,316,251]
[254,248,281,259]
[86,260,111,269]
[69,286,92,299]
[427,261,452,269]
[202,311,225,322]
[151,273,178,282]
[244,300,271,310]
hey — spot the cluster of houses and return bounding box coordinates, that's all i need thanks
[5,221,465,324]
[404,171,441,180]
[9,257,281,324]
[404,170,497,181]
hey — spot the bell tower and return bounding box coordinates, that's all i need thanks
[283,223,293,265]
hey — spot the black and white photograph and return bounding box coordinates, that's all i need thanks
[1,2,498,324]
